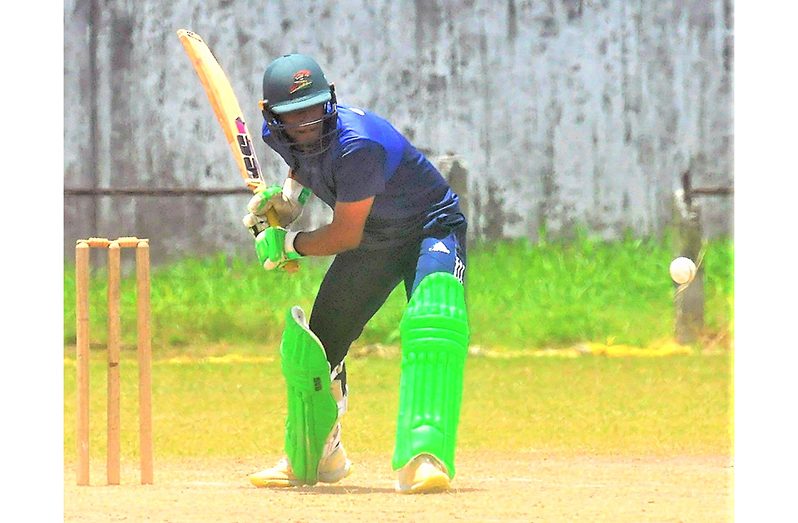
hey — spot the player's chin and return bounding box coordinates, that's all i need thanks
[293,138,322,152]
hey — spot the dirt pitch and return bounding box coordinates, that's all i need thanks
[64,451,731,522]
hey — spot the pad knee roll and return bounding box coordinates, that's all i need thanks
[392,272,469,478]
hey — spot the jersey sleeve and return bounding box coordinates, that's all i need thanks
[333,141,387,202]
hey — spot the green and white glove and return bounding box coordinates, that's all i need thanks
[255,227,303,271]
[242,212,268,237]
[247,178,312,227]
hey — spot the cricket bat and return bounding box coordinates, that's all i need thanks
[177,29,298,271]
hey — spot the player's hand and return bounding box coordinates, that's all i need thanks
[247,179,311,227]
[247,185,283,217]
[242,212,268,237]
[254,227,302,271]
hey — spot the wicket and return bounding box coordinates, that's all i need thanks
[75,237,153,486]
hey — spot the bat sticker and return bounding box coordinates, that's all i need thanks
[235,118,260,179]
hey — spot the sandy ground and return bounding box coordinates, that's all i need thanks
[64,451,732,522]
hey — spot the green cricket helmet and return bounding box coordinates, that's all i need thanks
[259,54,338,158]
[261,54,332,113]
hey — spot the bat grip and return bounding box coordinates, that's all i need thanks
[265,208,300,273]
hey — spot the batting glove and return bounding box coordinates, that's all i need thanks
[247,178,312,227]
[255,227,302,271]
[242,212,268,237]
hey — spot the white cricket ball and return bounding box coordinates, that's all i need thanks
[669,257,697,284]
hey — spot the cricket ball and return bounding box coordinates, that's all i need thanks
[669,257,697,285]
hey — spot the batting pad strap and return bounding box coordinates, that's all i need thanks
[392,272,469,478]
[281,306,338,484]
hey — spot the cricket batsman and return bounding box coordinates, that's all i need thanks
[244,54,469,494]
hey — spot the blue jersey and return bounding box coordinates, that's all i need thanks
[262,105,462,249]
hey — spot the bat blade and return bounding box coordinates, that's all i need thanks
[178,29,298,271]
[177,29,264,188]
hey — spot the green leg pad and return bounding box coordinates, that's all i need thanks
[281,306,338,484]
[392,272,470,478]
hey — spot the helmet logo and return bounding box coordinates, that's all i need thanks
[289,70,313,94]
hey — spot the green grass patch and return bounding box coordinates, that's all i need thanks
[63,351,731,460]
[63,235,733,350]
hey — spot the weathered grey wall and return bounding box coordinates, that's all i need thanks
[64,0,733,264]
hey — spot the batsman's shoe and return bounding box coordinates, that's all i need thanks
[249,445,352,488]
[395,454,450,494]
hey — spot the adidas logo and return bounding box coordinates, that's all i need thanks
[428,241,450,254]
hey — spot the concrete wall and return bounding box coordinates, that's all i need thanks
[64,0,733,264]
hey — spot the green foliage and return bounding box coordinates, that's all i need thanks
[465,233,733,347]
[63,236,733,349]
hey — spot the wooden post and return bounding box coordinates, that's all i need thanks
[75,241,91,486]
[672,183,705,344]
[107,241,121,485]
[136,240,154,484]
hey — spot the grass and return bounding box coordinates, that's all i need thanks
[63,350,732,460]
[62,234,734,350]
[62,235,733,461]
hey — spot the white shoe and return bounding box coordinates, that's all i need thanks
[395,454,450,494]
[249,444,352,488]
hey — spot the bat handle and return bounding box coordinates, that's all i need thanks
[265,208,300,273]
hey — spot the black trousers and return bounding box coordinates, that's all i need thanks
[308,214,467,392]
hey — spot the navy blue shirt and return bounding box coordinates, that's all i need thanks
[262,105,461,249]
